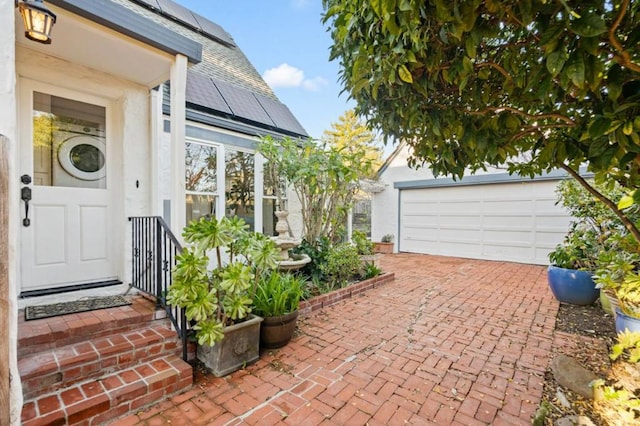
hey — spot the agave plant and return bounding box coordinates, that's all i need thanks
[167,216,279,346]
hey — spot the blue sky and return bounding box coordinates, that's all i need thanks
[174,0,354,142]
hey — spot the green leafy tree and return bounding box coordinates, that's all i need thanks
[323,110,383,177]
[323,0,640,241]
[258,136,375,242]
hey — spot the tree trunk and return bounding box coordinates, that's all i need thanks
[560,164,640,244]
[0,135,11,425]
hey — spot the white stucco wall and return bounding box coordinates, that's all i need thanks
[0,1,20,423]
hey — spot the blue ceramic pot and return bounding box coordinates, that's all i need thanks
[547,265,599,305]
[615,308,640,333]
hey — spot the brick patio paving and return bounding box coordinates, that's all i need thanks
[112,253,559,425]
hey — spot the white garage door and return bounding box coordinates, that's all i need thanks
[399,180,571,265]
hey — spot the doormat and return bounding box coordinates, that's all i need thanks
[25,295,132,321]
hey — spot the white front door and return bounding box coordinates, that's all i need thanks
[20,81,118,294]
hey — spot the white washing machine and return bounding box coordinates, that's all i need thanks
[52,123,106,188]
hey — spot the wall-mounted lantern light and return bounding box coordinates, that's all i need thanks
[17,0,56,44]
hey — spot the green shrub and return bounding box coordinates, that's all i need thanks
[361,262,382,280]
[291,237,332,281]
[550,179,637,270]
[321,242,361,287]
[253,271,305,317]
[352,230,373,255]
[592,330,640,424]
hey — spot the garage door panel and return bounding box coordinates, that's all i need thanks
[399,180,571,265]
[483,215,533,227]
[438,228,482,242]
[403,216,438,227]
[483,244,532,261]
[483,199,533,214]
[402,202,438,215]
[483,229,533,244]
[438,200,482,214]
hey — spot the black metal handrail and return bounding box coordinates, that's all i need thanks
[129,216,190,361]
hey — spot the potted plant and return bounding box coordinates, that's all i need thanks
[373,234,394,254]
[594,231,640,328]
[352,230,379,267]
[253,271,305,348]
[548,179,627,304]
[547,234,600,306]
[166,216,279,376]
[547,180,629,306]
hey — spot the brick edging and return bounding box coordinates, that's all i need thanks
[298,272,395,317]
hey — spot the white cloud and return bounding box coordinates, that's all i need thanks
[302,76,328,91]
[291,0,310,8]
[263,63,327,92]
[263,63,304,88]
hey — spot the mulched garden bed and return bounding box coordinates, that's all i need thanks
[542,300,618,425]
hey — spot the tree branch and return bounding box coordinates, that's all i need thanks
[469,106,576,126]
[560,163,640,243]
[608,0,640,72]
[509,124,573,143]
[475,62,513,82]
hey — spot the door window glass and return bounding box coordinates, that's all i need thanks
[32,92,106,188]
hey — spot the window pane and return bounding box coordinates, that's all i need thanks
[33,92,106,188]
[352,194,372,237]
[186,194,216,223]
[186,142,217,192]
[225,150,254,231]
[263,198,277,236]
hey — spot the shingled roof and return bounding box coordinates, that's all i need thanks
[111,0,307,138]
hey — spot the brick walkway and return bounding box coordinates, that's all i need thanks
[113,254,559,425]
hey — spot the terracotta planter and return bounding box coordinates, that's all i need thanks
[373,242,394,254]
[547,265,599,306]
[197,314,263,377]
[260,310,299,349]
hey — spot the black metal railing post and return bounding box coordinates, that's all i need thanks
[129,216,189,361]
[155,220,162,308]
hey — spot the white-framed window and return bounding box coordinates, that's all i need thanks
[225,148,255,231]
[185,140,219,223]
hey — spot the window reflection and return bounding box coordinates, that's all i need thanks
[185,141,218,224]
[185,143,217,192]
[225,150,255,231]
[32,92,106,189]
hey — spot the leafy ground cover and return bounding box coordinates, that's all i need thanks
[542,302,617,425]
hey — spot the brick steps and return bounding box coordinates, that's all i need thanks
[18,296,194,425]
[18,297,159,357]
[20,355,192,426]
[19,323,182,399]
